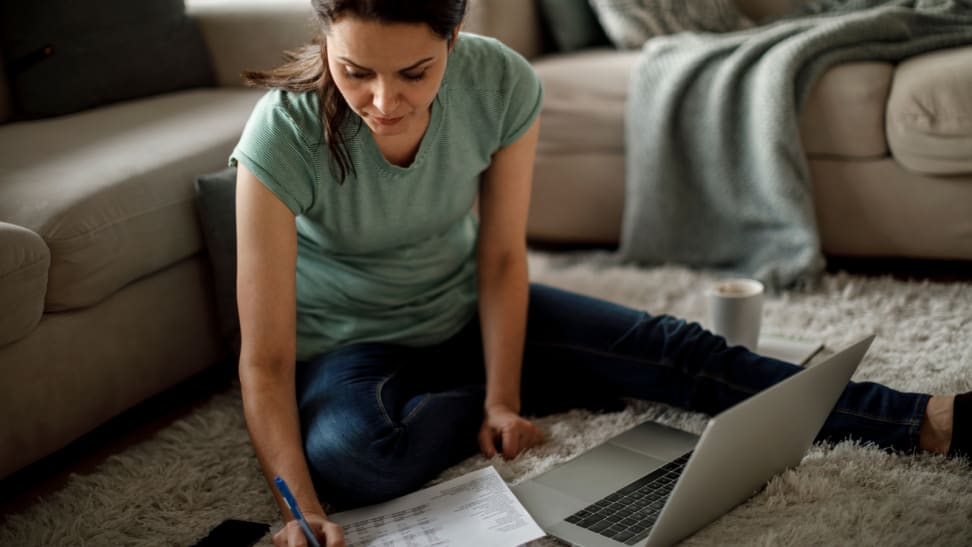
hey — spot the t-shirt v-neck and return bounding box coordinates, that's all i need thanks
[362,97,442,176]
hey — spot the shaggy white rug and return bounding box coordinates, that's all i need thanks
[2,252,971,546]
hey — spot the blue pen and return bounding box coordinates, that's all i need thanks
[274,476,323,547]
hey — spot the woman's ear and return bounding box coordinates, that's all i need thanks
[449,25,461,52]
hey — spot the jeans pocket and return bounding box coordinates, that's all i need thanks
[401,393,432,424]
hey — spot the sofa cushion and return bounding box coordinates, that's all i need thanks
[886,45,972,175]
[0,223,50,346]
[0,0,214,119]
[535,49,892,161]
[529,50,634,245]
[529,153,626,244]
[0,88,264,312]
[800,61,893,159]
[533,49,640,156]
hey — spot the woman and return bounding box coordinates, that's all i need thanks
[230,1,969,545]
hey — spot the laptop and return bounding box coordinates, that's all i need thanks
[512,335,875,547]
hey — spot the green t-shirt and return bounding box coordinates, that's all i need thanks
[230,33,543,361]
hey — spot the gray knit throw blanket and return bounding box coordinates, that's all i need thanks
[618,0,972,290]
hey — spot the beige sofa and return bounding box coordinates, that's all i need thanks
[473,0,972,259]
[0,1,318,480]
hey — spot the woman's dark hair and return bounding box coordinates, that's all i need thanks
[243,0,468,183]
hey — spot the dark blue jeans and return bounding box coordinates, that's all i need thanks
[296,284,929,510]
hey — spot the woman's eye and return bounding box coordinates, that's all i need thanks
[343,69,425,81]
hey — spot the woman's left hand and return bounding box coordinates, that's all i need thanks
[478,404,544,459]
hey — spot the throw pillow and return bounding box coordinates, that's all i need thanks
[537,0,613,52]
[588,0,755,49]
[195,167,241,357]
[0,0,215,119]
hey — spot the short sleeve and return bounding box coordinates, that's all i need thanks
[229,89,319,215]
[498,46,543,148]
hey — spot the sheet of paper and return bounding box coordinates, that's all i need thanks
[328,466,545,547]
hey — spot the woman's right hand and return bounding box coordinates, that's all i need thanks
[273,513,345,547]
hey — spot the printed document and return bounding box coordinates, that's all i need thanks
[329,466,545,547]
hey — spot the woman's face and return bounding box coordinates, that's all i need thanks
[326,16,454,138]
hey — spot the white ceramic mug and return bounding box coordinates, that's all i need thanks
[706,278,764,350]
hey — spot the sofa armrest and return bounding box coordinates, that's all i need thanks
[188,0,317,88]
[886,44,972,175]
[465,0,545,59]
[0,222,49,347]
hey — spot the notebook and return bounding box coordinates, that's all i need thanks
[512,335,874,546]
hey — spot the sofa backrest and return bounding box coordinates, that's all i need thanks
[466,0,546,59]
[188,0,317,88]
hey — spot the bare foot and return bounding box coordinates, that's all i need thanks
[919,395,954,454]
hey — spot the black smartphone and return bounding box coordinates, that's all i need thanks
[191,519,271,547]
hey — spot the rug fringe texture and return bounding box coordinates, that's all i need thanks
[2,252,970,546]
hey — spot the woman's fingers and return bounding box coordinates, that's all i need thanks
[500,419,544,459]
[479,409,546,460]
[272,516,344,547]
[478,423,498,458]
[321,520,346,547]
[272,521,306,546]
[501,425,520,459]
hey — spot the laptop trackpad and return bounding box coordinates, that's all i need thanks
[533,443,668,502]
[610,421,699,460]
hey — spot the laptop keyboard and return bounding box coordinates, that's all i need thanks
[564,452,692,545]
